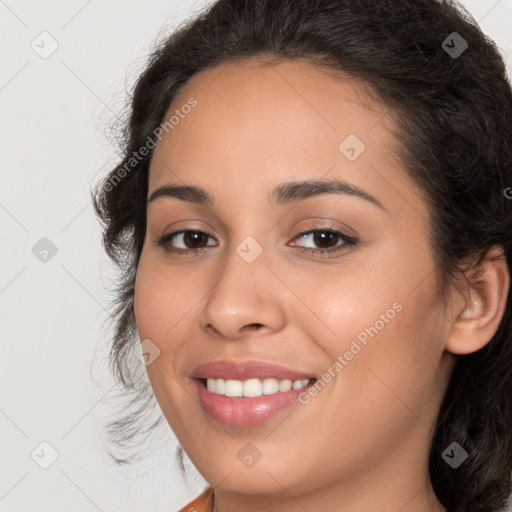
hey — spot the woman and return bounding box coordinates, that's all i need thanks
[92,0,512,511]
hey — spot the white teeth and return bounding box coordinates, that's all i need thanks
[279,379,293,392]
[216,378,225,395]
[292,379,307,390]
[225,379,243,397]
[262,378,279,395]
[205,377,311,397]
[243,378,262,397]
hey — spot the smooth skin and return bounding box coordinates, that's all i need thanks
[133,57,509,512]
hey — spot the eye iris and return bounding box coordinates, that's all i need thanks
[185,231,208,248]
[313,231,337,249]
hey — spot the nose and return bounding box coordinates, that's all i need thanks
[198,251,287,340]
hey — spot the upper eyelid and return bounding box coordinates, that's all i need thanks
[149,211,359,239]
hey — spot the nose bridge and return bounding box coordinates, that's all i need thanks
[198,233,286,338]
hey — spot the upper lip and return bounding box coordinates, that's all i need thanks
[191,359,316,381]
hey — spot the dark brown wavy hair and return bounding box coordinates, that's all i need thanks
[91,1,512,510]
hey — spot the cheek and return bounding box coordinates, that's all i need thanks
[293,242,443,400]
[133,255,200,340]
[133,262,160,339]
[287,250,403,351]
[133,257,197,430]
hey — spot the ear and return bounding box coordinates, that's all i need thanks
[445,245,510,355]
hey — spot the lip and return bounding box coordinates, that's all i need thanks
[190,359,318,427]
[191,377,317,427]
[190,359,317,381]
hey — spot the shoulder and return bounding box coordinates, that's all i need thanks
[177,486,215,512]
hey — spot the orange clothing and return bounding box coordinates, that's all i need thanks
[178,486,215,512]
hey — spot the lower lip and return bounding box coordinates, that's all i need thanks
[192,378,316,427]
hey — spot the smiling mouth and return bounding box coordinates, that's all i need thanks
[193,375,319,427]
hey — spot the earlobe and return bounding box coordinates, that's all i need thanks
[445,246,510,356]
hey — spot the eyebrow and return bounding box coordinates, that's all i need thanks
[147,178,385,210]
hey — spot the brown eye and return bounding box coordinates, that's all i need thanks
[290,229,357,255]
[155,230,218,254]
[181,231,210,248]
[310,231,338,249]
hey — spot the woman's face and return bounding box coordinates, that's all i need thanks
[134,58,455,505]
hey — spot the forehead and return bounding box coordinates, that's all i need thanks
[148,56,426,220]
[152,56,391,163]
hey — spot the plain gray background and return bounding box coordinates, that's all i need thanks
[1,1,512,511]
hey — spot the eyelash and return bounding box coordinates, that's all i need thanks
[154,228,357,256]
